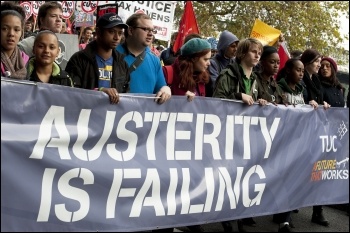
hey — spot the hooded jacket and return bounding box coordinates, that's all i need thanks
[27,57,73,87]
[212,61,258,101]
[207,30,239,96]
[65,40,130,93]
[278,78,305,105]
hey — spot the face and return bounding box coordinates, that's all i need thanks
[129,18,155,47]
[1,15,22,55]
[25,22,32,32]
[320,60,332,78]
[261,53,280,76]
[305,57,321,75]
[99,26,124,49]
[40,8,63,33]
[288,60,304,84]
[33,33,59,66]
[84,29,92,39]
[193,51,211,72]
[242,43,262,68]
[224,41,239,58]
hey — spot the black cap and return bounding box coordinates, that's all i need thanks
[96,13,128,30]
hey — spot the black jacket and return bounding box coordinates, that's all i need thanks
[65,41,130,93]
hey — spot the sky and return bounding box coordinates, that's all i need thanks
[339,14,349,50]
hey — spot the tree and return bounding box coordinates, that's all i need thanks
[173,1,349,65]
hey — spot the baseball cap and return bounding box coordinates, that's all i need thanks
[96,13,128,30]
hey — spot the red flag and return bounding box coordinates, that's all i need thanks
[278,41,290,71]
[173,1,200,53]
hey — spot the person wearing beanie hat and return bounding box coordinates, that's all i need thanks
[65,12,130,104]
[207,30,240,97]
[319,57,345,107]
[180,38,211,57]
[162,37,211,102]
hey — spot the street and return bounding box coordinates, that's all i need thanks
[174,205,349,232]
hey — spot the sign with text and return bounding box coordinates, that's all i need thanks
[1,79,349,232]
[117,1,177,41]
[250,19,281,46]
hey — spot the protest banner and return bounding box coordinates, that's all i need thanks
[250,19,281,46]
[117,1,177,41]
[1,78,349,232]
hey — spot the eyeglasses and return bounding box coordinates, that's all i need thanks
[134,26,157,34]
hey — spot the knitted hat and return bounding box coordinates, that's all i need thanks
[321,57,337,72]
[300,48,321,65]
[180,38,211,56]
[207,37,218,50]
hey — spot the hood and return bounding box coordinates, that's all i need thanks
[27,57,61,77]
[278,78,304,94]
[217,30,239,55]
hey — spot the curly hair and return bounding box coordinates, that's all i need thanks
[177,49,210,92]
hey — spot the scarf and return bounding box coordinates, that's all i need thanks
[1,47,27,79]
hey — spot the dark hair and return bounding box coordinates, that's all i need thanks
[276,58,301,82]
[83,27,93,34]
[1,2,25,31]
[171,32,178,41]
[260,45,278,61]
[184,33,202,44]
[318,60,343,90]
[290,50,303,59]
[37,1,63,29]
[34,30,59,46]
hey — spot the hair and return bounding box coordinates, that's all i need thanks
[177,49,211,92]
[276,58,301,82]
[290,50,303,59]
[184,33,202,44]
[235,38,263,64]
[318,59,343,90]
[125,13,151,38]
[171,32,178,41]
[37,1,63,29]
[260,45,278,61]
[83,27,93,34]
[0,2,25,32]
[34,30,59,47]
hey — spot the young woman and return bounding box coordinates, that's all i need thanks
[26,30,73,87]
[163,38,212,101]
[1,2,29,79]
[318,56,345,107]
[255,45,285,105]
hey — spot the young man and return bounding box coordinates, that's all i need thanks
[65,13,129,104]
[18,1,63,57]
[116,13,171,104]
[207,30,239,96]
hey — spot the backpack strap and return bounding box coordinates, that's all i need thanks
[162,65,173,86]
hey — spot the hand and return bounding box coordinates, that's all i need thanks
[102,88,120,104]
[242,93,254,106]
[257,98,268,106]
[185,90,195,102]
[309,100,318,109]
[155,86,171,104]
[323,101,331,109]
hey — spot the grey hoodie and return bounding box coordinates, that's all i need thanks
[207,30,239,96]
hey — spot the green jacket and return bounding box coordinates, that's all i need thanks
[212,61,258,100]
[255,73,285,104]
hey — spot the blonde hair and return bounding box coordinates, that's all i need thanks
[235,38,263,64]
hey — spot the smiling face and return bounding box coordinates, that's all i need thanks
[33,32,60,67]
[1,14,23,56]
